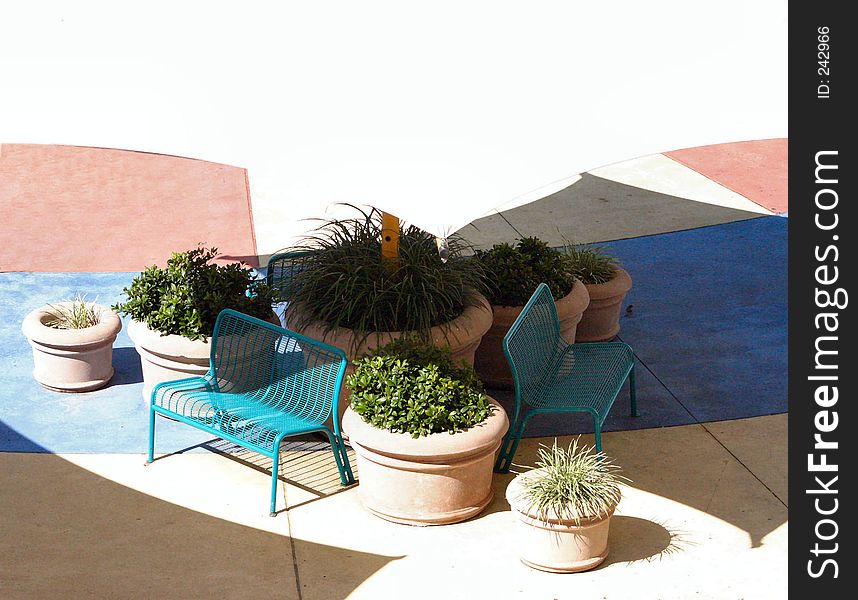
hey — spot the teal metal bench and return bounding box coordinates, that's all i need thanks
[265,250,311,302]
[147,309,355,515]
[494,283,638,472]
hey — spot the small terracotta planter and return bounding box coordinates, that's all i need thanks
[287,293,494,424]
[22,303,122,392]
[575,266,632,342]
[474,279,590,389]
[342,398,509,526]
[506,471,618,573]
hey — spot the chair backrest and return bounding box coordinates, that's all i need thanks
[265,250,312,302]
[503,283,563,406]
[210,309,348,426]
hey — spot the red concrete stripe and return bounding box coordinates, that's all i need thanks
[666,139,787,214]
[0,145,257,272]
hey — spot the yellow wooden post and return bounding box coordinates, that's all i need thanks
[381,211,400,268]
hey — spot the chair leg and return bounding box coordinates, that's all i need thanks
[594,419,603,453]
[146,409,156,464]
[269,443,281,517]
[494,416,529,473]
[324,429,355,486]
[629,363,638,417]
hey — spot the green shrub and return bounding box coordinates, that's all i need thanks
[475,237,574,306]
[346,336,495,438]
[113,246,276,340]
[517,438,627,523]
[281,206,486,337]
[562,244,618,285]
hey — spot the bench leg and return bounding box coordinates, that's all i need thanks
[629,364,638,417]
[270,443,281,517]
[324,430,355,486]
[146,408,156,464]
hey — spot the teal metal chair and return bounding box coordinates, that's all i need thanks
[265,250,311,302]
[147,309,355,515]
[494,283,638,472]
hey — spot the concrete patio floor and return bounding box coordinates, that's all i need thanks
[1,416,787,599]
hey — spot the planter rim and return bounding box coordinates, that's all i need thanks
[22,303,121,347]
[506,468,620,526]
[582,266,632,300]
[342,397,508,463]
[286,291,493,357]
[490,277,590,317]
[127,318,211,360]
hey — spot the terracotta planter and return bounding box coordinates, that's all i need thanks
[286,293,494,424]
[128,319,211,401]
[342,398,508,525]
[474,279,590,389]
[506,471,618,572]
[129,313,286,401]
[576,266,632,342]
[22,303,122,392]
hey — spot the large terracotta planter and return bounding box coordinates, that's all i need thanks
[286,293,494,424]
[128,319,211,401]
[506,471,619,572]
[343,398,508,525]
[22,303,122,392]
[575,266,632,342]
[474,279,590,389]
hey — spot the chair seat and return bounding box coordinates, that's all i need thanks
[154,376,325,454]
[530,342,635,423]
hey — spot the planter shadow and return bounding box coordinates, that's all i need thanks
[598,515,689,567]
[107,346,144,387]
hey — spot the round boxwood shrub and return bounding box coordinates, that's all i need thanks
[113,246,276,340]
[346,336,495,438]
[563,244,619,285]
[280,206,486,336]
[475,237,575,306]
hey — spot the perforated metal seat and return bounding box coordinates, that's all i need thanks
[265,250,311,302]
[148,309,354,515]
[494,283,638,472]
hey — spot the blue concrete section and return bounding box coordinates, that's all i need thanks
[0,217,786,452]
[0,272,214,454]
[610,216,787,422]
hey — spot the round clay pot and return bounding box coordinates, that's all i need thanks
[474,279,590,389]
[506,471,618,573]
[286,292,494,425]
[22,303,122,392]
[575,266,632,342]
[343,398,509,526]
[129,312,287,401]
[128,319,211,401]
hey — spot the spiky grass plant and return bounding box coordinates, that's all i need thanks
[45,295,102,329]
[562,244,618,285]
[518,438,627,523]
[281,205,486,341]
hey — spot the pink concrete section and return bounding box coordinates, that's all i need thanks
[0,144,257,272]
[666,139,788,214]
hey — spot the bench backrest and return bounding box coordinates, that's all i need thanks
[503,283,564,406]
[265,250,312,302]
[210,309,348,426]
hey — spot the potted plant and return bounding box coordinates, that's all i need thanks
[22,295,122,392]
[341,337,509,525]
[279,207,493,420]
[506,438,627,573]
[563,244,632,342]
[473,237,590,388]
[114,246,277,400]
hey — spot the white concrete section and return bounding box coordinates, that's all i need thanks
[590,154,774,215]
